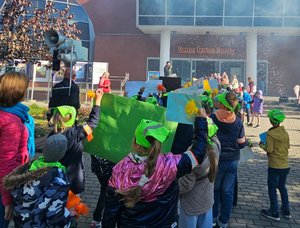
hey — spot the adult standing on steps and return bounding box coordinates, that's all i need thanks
[48,68,80,118]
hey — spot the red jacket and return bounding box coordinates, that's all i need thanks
[98,77,111,93]
[0,110,29,205]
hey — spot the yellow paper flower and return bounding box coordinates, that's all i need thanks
[185,99,198,116]
[212,88,219,98]
[183,81,192,88]
[87,90,95,99]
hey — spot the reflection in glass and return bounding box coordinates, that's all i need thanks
[225,0,253,16]
[196,0,223,16]
[168,0,194,15]
[254,0,284,17]
[139,0,164,15]
[224,17,252,26]
[139,17,165,25]
[196,17,223,26]
[167,17,194,26]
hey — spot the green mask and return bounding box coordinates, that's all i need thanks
[216,92,237,112]
[268,109,285,124]
[53,105,76,127]
[135,119,170,149]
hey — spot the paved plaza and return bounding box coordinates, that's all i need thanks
[77,113,300,228]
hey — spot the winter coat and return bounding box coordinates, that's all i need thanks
[0,110,29,206]
[49,105,100,194]
[102,117,209,228]
[3,162,70,228]
[262,126,290,169]
[179,136,221,216]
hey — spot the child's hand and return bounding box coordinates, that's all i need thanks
[196,108,207,118]
[95,89,104,106]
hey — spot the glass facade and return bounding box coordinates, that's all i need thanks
[146,58,269,94]
[138,0,300,27]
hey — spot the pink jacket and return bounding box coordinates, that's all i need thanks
[98,77,111,93]
[0,110,29,205]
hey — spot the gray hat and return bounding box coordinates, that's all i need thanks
[43,134,68,163]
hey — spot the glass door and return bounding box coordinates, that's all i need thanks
[220,61,245,84]
[192,60,219,78]
[171,59,192,84]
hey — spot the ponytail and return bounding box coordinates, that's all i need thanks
[207,143,218,183]
[116,138,161,208]
[50,111,71,133]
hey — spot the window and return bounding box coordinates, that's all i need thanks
[167,0,194,15]
[167,17,194,25]
[254,17,282,27]
[196,17,223,26]
[224,17,252,26]
[147,58,160,71]
[139,17,165,25]
[284,18,300,27]
[225,0,253,16]
[76,22,90,40]
[285,0,300,16]
[196,0,223,16]
[139,0,165,15]
[171,59,191,83]
[255,0,284,17]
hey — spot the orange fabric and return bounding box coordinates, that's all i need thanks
[66,191,89,217]
[83,124,93,142]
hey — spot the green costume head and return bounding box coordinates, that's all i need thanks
[215,92,237,112]
[135,119,170,149]
[268,109,285,124]
[53,105,76,127]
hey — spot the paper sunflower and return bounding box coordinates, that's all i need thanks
[185,99,198,116]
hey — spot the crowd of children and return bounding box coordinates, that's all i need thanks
[0,71,291,228]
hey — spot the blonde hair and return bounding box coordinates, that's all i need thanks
[0,72,29,107]
[102,71,110,78]
[50,111,72,134]
[116,136,161,208]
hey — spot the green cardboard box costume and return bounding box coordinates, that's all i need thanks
[83,94,177,163]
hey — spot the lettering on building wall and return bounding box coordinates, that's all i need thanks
[177,46,235,55]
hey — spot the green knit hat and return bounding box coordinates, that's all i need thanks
[268,109,286,124]
[53,105,76,127]
[135,119,170,149]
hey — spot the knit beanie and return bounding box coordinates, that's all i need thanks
[43,134,68,162]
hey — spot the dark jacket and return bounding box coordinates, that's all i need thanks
[3,162,70,228]
[49,78,80,112]
[102,117,208,228]
[211,114,245,161]
[50,105,100,194]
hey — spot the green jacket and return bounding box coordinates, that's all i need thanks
[261,126,290,169]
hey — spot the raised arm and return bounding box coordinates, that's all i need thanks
[177,109,208,178]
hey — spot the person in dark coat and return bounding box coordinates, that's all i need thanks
[49,89,103,194]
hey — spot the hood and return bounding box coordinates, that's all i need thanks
[268,126,289,142]
[3,162,49,190]
[109,153,181,202]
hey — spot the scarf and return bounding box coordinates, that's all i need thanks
[215,109,236,123]
[29,156,66,172]
[0,102,35,158]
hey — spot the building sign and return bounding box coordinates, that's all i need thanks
[177,46,235,55]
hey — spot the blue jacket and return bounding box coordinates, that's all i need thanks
[243,91,252,109]
[3,162,70,228]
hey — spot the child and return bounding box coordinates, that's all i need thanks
[211,92,247,228]
[49,89,103,194]
[259,109,291,221]
[3,134,70,227]
[102,109,209,227]
[179,119,221,228]
[242,87,252,125]
[90,155,115,227]
[248,90,263,128]
[0,72,32,227]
